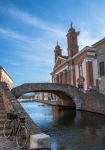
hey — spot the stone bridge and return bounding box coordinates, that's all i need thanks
[11,83,81,109]
[12,83,105,114]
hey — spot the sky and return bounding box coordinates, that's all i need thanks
[0,0,105,86]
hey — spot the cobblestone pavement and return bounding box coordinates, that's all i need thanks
[0,136,20,150]
[0,136,29,150]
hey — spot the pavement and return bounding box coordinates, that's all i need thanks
[0,136,20,150]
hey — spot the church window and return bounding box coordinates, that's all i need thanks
[79,65,83,76]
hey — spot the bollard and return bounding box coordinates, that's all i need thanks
[29,133,51,150]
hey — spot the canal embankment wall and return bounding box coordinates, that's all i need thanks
[0,82,51,149]
[80,91,105,115]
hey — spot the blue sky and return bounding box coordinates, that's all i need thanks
[0,0,105,86]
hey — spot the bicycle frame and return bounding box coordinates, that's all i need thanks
[4,111,29,149]
[10,114,25,136]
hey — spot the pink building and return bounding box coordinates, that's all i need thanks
[51,25,98,91]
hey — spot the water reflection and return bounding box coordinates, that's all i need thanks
[21,102,105,150]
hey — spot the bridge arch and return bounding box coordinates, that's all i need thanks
[11,83,81,109]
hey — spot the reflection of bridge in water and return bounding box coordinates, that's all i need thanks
[12,83,105,114]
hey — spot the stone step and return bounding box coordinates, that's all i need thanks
[0,127,13,137]
[0,132,4,136]
[0,120,6,124]
[0,105,5,107]
[0,114,7,117]
[0,103,4,105]
[0,108,6,111]
[0,102,4,104]
[0,126,4,131]
[0,103,3,105]
[0,106,4,108]
[0,123,5,128]
[0,119,6,123]
[0,112,6,115]
[0,110,5,112]
[0,109,5,111]
[0,107,6,111]
[0,116,6,120]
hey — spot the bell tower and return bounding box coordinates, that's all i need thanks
[66,23,79,57]
[54,42,62,63]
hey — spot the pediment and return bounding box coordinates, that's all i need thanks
[54,56,66,68]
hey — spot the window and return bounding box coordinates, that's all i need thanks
[99,62,105,76]
[79,65,83,76]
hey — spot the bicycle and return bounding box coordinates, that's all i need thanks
[3,111,30,149]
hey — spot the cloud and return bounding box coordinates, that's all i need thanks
[21,53,53,65]
[0,27,55,52]
[0,27,35,43]
[0,6,101,55]
[0,6,65,38]
[78,25,99,49]
[79,30,98,48]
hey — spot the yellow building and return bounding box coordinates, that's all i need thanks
[34,92,51,101]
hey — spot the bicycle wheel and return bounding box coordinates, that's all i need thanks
[3,119,13,138]
[16,125,29,148]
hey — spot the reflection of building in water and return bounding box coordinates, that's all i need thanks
[34,92,51,101]
[52,107,76,123]
[51,24,98,92]
[0,66,13,89]
[52,107,61,121]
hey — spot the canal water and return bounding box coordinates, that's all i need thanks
[21,102,105,150]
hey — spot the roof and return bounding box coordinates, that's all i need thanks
[92,37,105,47]
[70,46,96,60]
[61,56,68,59]
[55,41,61,50]
[0,66,13,81]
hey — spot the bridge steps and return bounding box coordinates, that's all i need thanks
[0,98,20,149]
[0,97,7,136]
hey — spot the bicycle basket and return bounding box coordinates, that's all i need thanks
[7,112,15,119]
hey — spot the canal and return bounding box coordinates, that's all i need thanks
[21,102,105,150]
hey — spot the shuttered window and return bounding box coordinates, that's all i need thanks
[99,62,105,76]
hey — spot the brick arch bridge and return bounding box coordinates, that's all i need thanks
[11,83,82,109]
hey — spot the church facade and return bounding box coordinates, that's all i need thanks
[51,25,98,91]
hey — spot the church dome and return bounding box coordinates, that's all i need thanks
[68,23,75,33]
